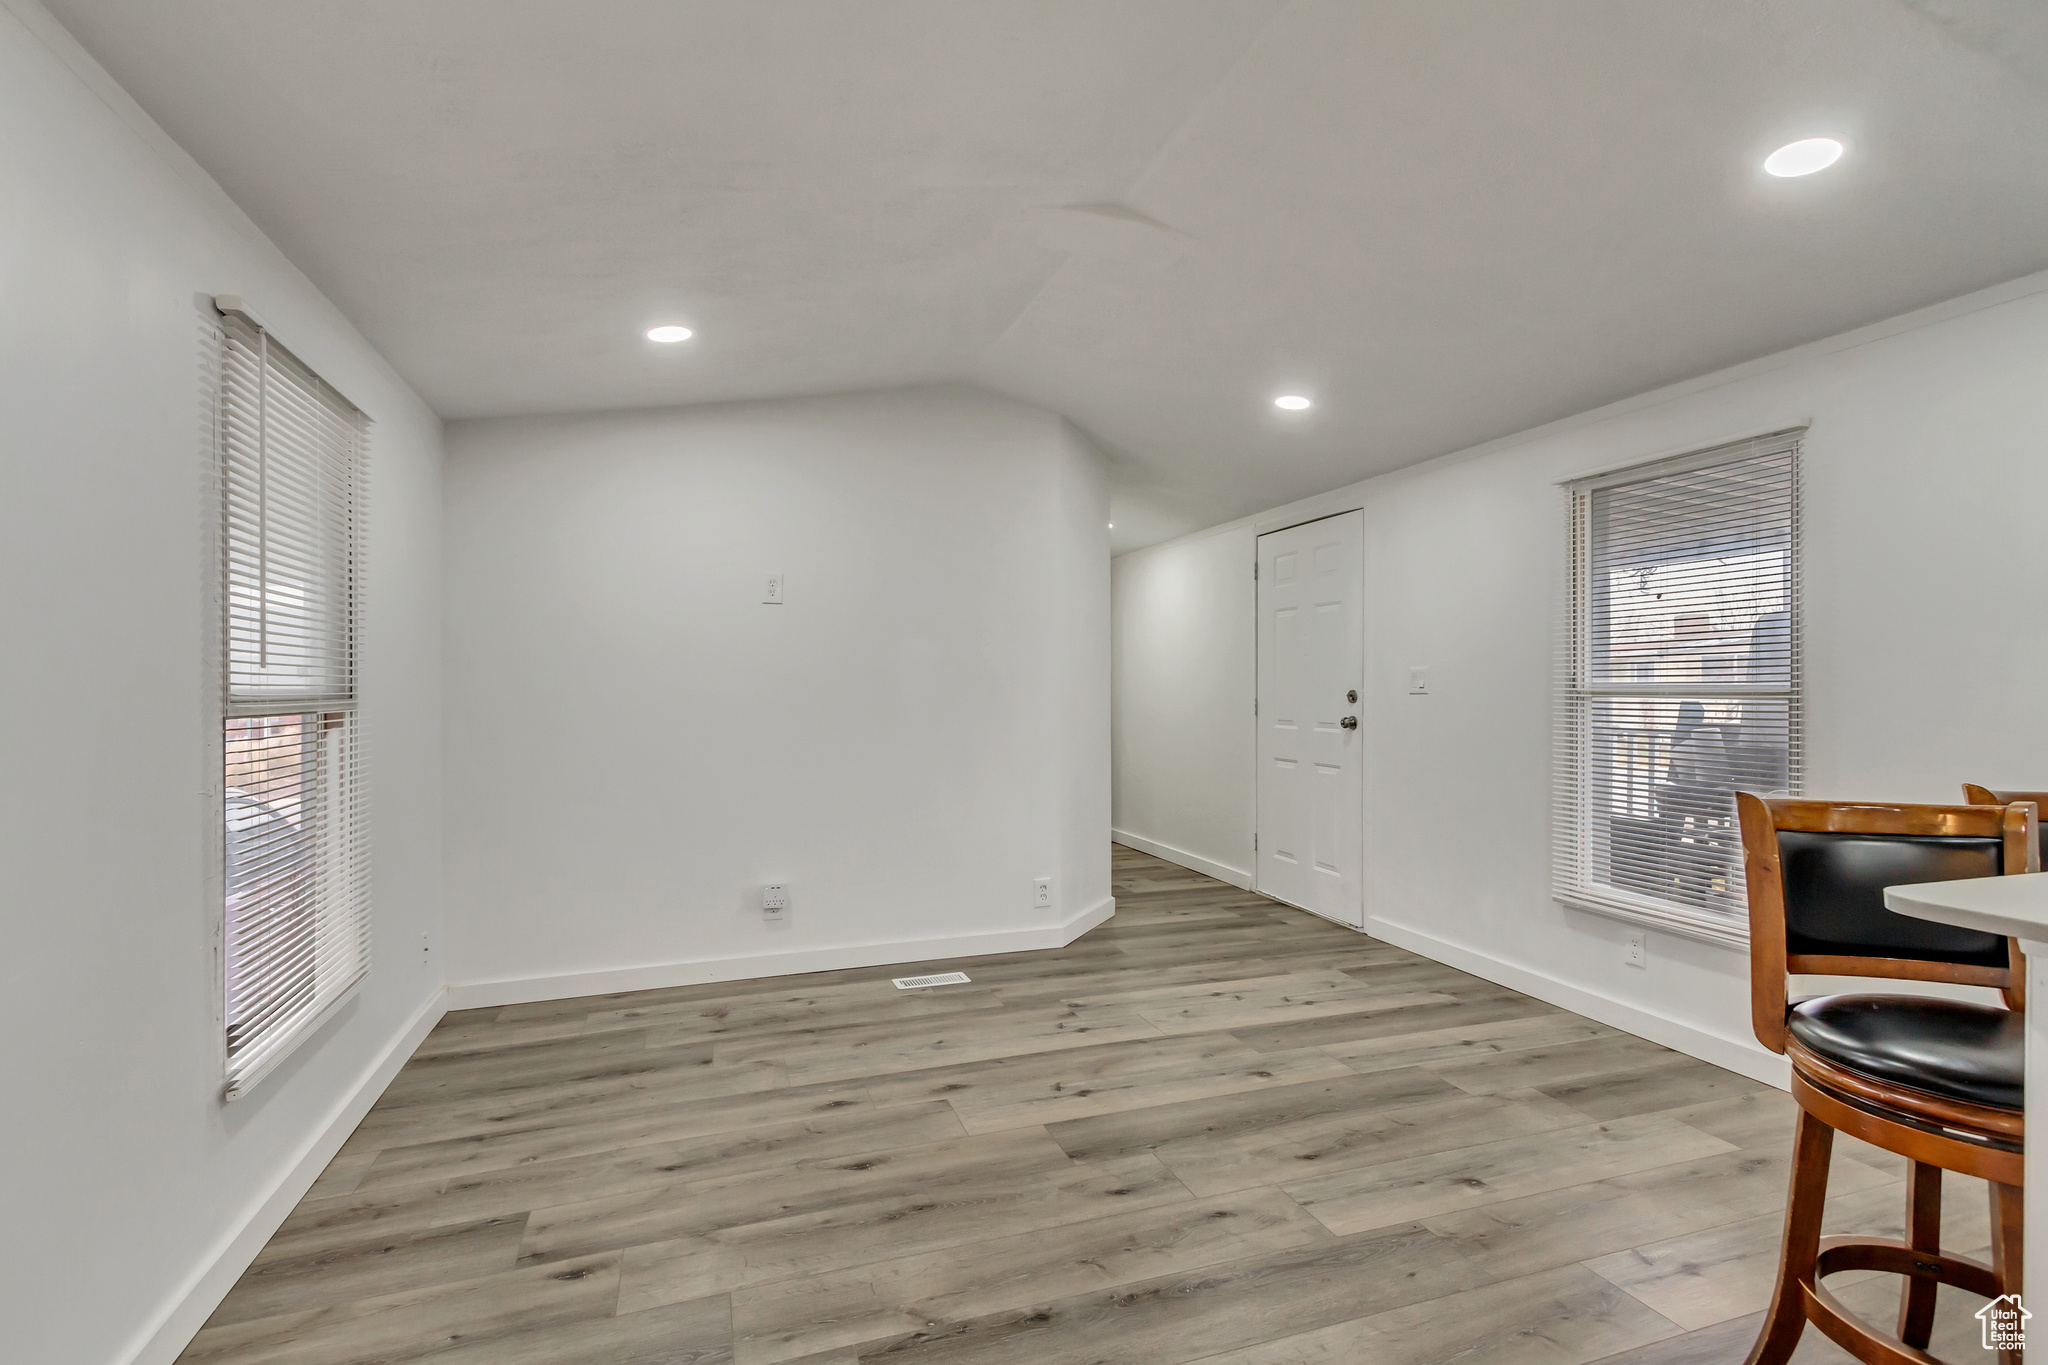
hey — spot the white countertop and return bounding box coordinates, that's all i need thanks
[1885,871,2048,942]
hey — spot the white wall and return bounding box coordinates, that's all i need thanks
[0,5,446,1363]
[1053,422,1116,929]
[1111,528,1256,886]
[443,387,1111,1003]
[1112,272,2048,1082]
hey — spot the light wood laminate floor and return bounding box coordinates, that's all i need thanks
[178,847,2005,1364]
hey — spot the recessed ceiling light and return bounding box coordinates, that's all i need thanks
[646,325,693,343]
[1274,395,1312,411]
[1763,138,1844,178]
[1108,523,1115,529]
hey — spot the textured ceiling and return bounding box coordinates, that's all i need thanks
[45,0,2048,548]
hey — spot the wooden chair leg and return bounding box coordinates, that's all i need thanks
[1895,1160,1942,1348]
[1746,1107,1834,1365]
[1991,1181,2025,1365]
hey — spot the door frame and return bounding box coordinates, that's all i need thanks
[1252,508,1368,929]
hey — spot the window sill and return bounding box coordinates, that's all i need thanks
[1555,889,1751,951]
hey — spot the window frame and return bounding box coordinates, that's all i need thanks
[1552,429,1804,948]
[212,298,371,1102]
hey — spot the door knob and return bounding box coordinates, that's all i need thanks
[1340,716,1358,730]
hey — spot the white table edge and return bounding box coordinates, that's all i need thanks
[1884,871,2048,946]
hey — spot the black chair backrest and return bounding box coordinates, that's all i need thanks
[1778,830,2009,968]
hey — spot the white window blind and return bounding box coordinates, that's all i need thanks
[1552,430,1802,946]
[217,306,370,1100]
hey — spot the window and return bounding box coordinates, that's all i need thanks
[1552,429,1802,945]
[216,304,370,1099]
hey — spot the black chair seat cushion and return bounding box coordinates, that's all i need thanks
[1787,994,2023,1112]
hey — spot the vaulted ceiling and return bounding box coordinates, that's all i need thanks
[47,0,2048,547]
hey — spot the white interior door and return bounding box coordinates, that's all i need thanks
[1256,511,1364,927]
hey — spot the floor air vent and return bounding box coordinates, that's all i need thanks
[892,971,972,990]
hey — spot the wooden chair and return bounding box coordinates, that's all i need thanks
[1964,785,2048,872]
[1737,794,2038,1365]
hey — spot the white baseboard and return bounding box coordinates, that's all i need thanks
[1111,830,1253,890]
[1364,914,1791,1090]
[126,988,448,1365]
[1058,893,1119,941]
[448,897,1119,1011]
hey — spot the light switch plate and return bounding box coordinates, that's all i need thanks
[763,574,785,604]
[1408,666,1429,695]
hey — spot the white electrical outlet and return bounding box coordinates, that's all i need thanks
[762,573,785,604]
[763,884,788,920]
[421,932,430,966]
[1625,931,1646,968]
[1032,878,1053,908]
